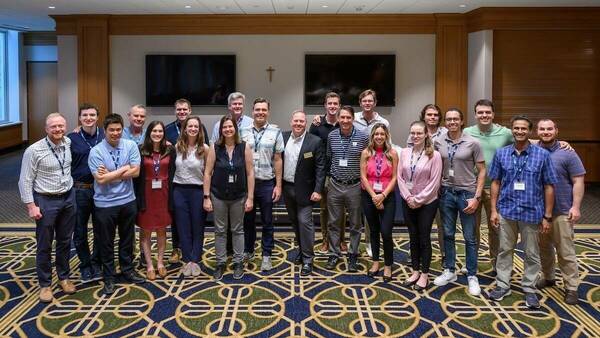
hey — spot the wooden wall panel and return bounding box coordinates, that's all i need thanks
[571,142,600,182]
[77,17,110,121]
[0,124,23,150]
[435,14,467,113]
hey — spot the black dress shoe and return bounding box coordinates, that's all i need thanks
[367,270,379,277]
[326,256,339,270]
[401,279,418,288]
[294,253,303,265]
[102,280,116,295]
[300,263,313,276]
[414,282,428,292]
[122,271,146,284]
[383,273,392,283]
[347,255,359,273]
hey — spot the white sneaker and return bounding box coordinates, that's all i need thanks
[191,263,201,277]
[467,276,481,296]
[434,269,457,286]
[182,262,192,277]
[260,256,272,272]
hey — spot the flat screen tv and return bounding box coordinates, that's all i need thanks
[146,55,236,106]
[305,54,395,106]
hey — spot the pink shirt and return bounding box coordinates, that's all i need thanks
[364,148,393,192]
[397,148,442,207]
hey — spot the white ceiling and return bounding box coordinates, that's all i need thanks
[1,0,599,31]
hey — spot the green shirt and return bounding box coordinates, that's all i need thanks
[464,123,513,187]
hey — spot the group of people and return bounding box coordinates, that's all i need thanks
[19,89,585,310]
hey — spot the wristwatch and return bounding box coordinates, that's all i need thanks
[474,195,481,201]
[543,215,553,222]
[203,195,210,200]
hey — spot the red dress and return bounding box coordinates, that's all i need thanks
[137,153,172,230]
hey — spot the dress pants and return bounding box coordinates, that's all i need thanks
[283,182,315,263]
[327,180,362,257]
[72,186,101,274]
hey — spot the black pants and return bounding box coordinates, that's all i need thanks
[96,200,137,281]
[33,190,76,287]
[361,190,396,266]
[403,199,439,273]
[283,182,315,263]
[72,186,101,273]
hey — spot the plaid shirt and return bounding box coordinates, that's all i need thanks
[489,143,557,224]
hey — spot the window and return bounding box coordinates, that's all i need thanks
[0,30,6,123]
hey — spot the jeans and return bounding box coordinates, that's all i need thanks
[439,187,478,276]
[244,179,275,257]
[72,187,101,274]
[173,184,207,263]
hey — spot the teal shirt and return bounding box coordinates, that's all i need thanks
[464,123,513,187]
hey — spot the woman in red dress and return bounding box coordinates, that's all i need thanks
[134,121,176,280]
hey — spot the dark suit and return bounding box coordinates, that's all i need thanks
[282,131,325,263]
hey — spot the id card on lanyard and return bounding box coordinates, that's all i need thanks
[338,129,355,167]
[406,149,424,190]
[252,127,266,161]
[373,152,384,192]
[512,152,529,191]
[446,140,463,178]
[151,153,162,189]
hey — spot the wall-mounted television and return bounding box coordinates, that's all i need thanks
[304,54,396,106]
[145,55,236,106]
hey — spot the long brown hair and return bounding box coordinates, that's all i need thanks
[366,123,393,162]
[176,116,205,159]
[410,121,435,158]
[217,115,241,146]
[140,120,169,157]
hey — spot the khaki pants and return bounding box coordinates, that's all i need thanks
[320,177,345,243]
[539,215,579,291]
[475,188,499,268]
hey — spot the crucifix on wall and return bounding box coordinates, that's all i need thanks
[266,66,275,82]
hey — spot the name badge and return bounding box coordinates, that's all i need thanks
[352,141,358,147]
[152,179,162,189]
[373,182,383,192]
[448,169,455,178]
[253,152,260,160]
[339,159,348,167]
[406,182,414,190]
[229,175,235,183]
[514,182,526,191]
[303,152,313,159]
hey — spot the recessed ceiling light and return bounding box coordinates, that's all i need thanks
[459,4,466,8]
[321,5,329,8]
[185,5,191,9]
[48,6,55,9]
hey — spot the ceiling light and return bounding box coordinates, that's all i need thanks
[216,5,228,10]
[48,6,55,9]
[185,5,191,8]
[287,5,294,9]
[459,4,466,8]
[321,5,329,8]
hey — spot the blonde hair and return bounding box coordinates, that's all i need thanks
[366,123,393,162]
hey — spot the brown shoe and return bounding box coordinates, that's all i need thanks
[59,279,76,294]
[158,266,168,278]
[146,269,156,281]
[168,249,181,264]
[564,289,578,305]
[340,242,348,253]
[320,241,329,253]
[39,287,53,303]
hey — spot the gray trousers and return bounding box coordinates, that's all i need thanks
[212,196,245,265]
[496,215,541,293]
[283,182,315,263]
[327,180,363,257]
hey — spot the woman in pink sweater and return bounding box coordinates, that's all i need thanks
[397,121,442,291]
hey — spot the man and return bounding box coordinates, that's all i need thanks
[122,104,147,145]
[164,98,209,263]
[433,108,486,296]
[68,103,104,284]
[488,115,557,309]
[325,106,369,272]
[210,92,253,144]
[239,97,284,272]
[19,113,77,302]
[88,113,145,295]
[308,92,345,253]
[283,110,325,276]
[464,99,513,272]
[536,119,585,305]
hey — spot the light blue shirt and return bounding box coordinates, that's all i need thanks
[210,114,254,144]
[88,138,141,208]
[122,126,146,145]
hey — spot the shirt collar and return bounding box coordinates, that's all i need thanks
[548,140,561,152]
[80,126,98,138]
[291,130,306,142]
[46,136,65,149]
[253,122,269,132]
[511,142,532,155]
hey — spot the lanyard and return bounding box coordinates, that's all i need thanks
[109,149,121,170]
[446,140,464,169]
[175,123,181,137]
[252,127,267,152]
[152,153,161,177]
[338,129,355,159]
[409,149,424,182]
[512,153,529,181]
[374,151,384,181]
[79,127,99,149]
[46,139,66,176]
[227,145,236,169]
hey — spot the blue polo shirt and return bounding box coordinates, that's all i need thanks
[88,138,141,208]
[68,127,104,184]
[488,143,557,224]
[542,141,586,216]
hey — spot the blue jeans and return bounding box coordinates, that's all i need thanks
[173,184,207,263]
[439,187,478,276]
[244,179,275,257]
[72,187,101,274]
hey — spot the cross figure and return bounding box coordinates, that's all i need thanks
[266,66,275,83]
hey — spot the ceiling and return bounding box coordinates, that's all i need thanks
[1,0,600,31]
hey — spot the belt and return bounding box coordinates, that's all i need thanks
[332,177,360,185]
[73,182,93,189]
[35,189,72,199]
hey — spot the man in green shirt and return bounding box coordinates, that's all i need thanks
[464,99,512,272]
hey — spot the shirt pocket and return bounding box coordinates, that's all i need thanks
[523,161,542,180]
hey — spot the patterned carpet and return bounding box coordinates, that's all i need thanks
[1,226,599,337]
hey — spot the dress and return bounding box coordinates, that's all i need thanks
[137,152,172,230]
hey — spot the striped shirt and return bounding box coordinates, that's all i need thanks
[239,123,284,180]
[327,127,368,182]
[19,137,73,204]
[489,142,557,224]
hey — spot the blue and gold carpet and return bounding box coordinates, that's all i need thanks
[0,225,599,337]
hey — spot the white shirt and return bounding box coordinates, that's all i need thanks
[173,146,205,186]
[283,131,306,183]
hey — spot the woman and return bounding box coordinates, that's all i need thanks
[397,121,442,291]
[173,116,209,277]
[134,121,175,280]
[204,116,254,281]
[360,123,398,282]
